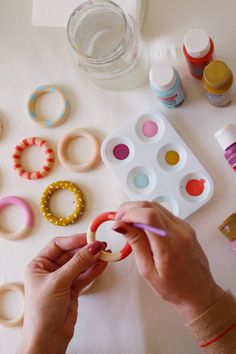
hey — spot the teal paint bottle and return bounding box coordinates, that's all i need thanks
[149,63,185,108]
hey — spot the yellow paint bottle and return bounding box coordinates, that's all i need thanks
[202,60,233,107]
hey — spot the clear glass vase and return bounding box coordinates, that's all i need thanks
[67,0,149,91]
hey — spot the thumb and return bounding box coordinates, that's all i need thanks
[56,241,104,286]
[112,222,156,278]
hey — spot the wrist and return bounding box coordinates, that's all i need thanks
[17,332,68,354]
[174,283,225,323]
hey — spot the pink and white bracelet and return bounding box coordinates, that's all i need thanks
[0,196,34,240]
[87,211,132,262]
[12,137,55,180]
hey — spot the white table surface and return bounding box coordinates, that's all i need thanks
[0,1,236,353]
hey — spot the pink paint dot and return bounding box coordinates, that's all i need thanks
[143,120,158,138]
[113,144,129,160]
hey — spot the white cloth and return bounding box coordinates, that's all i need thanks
[32,0,147,29]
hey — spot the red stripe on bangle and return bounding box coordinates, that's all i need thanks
[19,169,26,176]
[23,139,29,147]
[120,242,132,260]
[46,158,54,163]
[45,149,53,154]
[13,154,20,159]
[27,172,32,180]
[14,164,21,169]
[200,320,236,348]
[15,145,23,152]
[43,166,50,172]
[40,140,46,147]
[36,171,42,179]
[32,137,36,145]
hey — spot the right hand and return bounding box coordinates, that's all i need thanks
[113,201,224,322]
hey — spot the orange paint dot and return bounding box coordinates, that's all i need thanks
[186,179,205,197]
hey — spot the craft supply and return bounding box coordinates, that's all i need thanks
[0,117,3,138]
[183,29,214,79]
[0,283,24,327]
[12,137,55,180]
[41,181,85,226]
[132,223,168,237]
[149,63,185,108]
[28,85,70,128]
[218,213,236,251]
[0,196,34,240]
[101,112,214,219]
[58,128,101,172]
[215,124,236,172]
[87,211,132,262]
[202,60,233,107]
[67,1,149,91]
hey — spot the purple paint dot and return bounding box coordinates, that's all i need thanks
[143,120,158,137]
[113,144,130,160]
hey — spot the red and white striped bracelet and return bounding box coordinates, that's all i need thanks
[12,137,55,180]
[87,211,132,262]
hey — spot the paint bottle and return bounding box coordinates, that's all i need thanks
[149,63,185,108]
[218,213,236,251]
[202,60,233,107]
[215,124,236,172]
[183,29,214,79]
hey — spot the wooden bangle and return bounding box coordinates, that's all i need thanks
[87,211,132,262]
[12,137,55,180]
[40,181,85,226]
[28,85,70,128]
[0,283,24,327]
[0,117,3,138]
[0,196,34,240]
[57,128,101,172]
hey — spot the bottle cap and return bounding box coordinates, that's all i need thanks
[184,29,211,58]
[149,63,176,91]
[215,124,236,150]
[203,60,233,91]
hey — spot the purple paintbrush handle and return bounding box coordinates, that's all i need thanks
[132,223,168,237]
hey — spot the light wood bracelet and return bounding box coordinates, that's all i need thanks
[0,283,24,327]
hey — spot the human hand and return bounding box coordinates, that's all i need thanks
[113,201,224,323]
[17,235,108,354]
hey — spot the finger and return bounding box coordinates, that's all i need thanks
[120,207,174,258]
[55,242,108,267]
[73,260,108,294]
[112,221,158,280]
[115,201,152,220]
[37,234,87,261]
[55,241,104,285]
[152,202,182,225]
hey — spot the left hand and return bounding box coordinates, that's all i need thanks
[17,234,108,354]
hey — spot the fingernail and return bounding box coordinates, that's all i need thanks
[102,242,107,249]
[112,226,127,235]
[88,241,103,255]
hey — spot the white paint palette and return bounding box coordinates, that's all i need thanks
[101,112,214,219]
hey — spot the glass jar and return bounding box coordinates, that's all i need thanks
[67,0,149,91]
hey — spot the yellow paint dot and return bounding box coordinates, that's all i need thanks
[165,150,180,165]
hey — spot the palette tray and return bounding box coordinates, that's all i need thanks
[101,112,214,219]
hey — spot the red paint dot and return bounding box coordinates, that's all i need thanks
[113,144,129,160]
[186,179,205,197]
